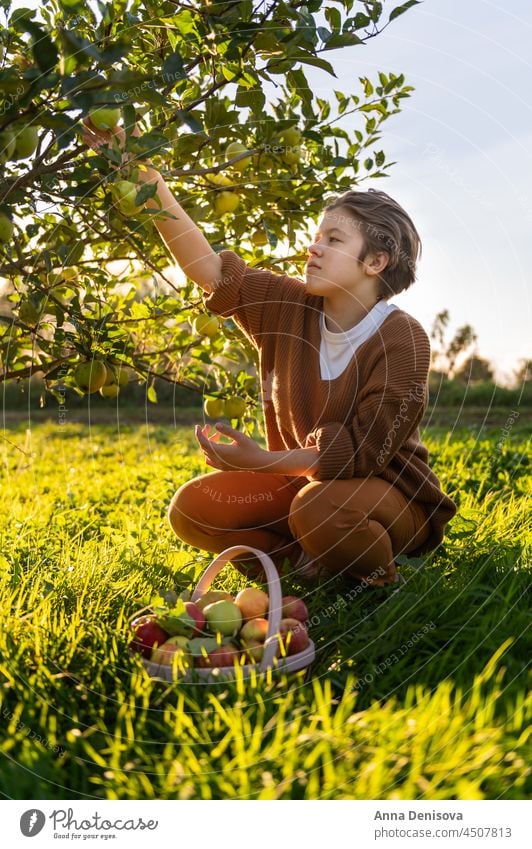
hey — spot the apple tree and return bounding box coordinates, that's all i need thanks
[0,0,420,430]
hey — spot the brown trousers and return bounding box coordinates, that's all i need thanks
[168,471,431,586]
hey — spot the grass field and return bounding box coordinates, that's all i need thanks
[0,419,530,800]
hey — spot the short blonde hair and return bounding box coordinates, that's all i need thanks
[324,188,422,298]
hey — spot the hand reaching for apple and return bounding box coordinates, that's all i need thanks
[80,115,142,170]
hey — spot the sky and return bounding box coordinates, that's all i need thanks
[6,0,531,384]
[304,0,532,384]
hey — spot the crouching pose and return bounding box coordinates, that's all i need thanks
[82,118,456,585]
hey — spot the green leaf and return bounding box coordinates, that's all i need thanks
[161,49,186,83]
[322,32,363,50]
[187,637,219,658]
[235,86,265,114]
[389,1,422,23]
[147,384,158,404]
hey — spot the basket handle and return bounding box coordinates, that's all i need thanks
[190,545,283,673]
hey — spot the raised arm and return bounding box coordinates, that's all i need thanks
[135,164,221,293]
[81,118,221,294]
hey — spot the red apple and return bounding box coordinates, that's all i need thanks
[129,615,169,658]
[239,617,269,643]
[151,636,191,669]
[195,642,241,668]
[235,587,269,621]
[278,617,310,656]
[281,595,309,624]
[184,601,206,636]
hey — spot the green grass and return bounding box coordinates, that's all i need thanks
[0,421,530,799]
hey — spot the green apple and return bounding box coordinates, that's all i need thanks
[0,213,14,243]
[204,397,225,418]
[203,600,243,637]
[251,230,268,247]
[12,125,39,160]
[89,107,121,131]
[73,360,108,393]
[223,396,246,419]
[0,131,16,163]
[214,191,240,216]
[192,314,220,338]
[225,141,252,173]
[280,127,302,147]
[99,383,119,398]
[111,180,143,216]
[282,146,302,165]
[207,172,235,188]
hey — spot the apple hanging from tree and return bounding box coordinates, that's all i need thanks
[225,140,252,172]
[89,106,121,131]
[223,396,247,419]
[214,191,240,216]
[12,124,39,160]
[73,360,108,393]
[192,313,220,338]
[204,397,225,418]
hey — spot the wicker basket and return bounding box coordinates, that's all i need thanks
[142,544,315,682]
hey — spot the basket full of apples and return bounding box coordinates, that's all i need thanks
[129,545,315,681]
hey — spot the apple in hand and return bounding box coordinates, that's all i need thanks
[278,617,310,656]
[129,615,169,658]
[195,590,234,612]
[281,595,308,624]
[195,642,241,668]
[203,600,242,637]
[235,587,269,621]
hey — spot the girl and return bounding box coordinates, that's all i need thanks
[82,119,456,586]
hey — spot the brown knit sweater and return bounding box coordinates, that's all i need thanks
[203,249,457,555]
